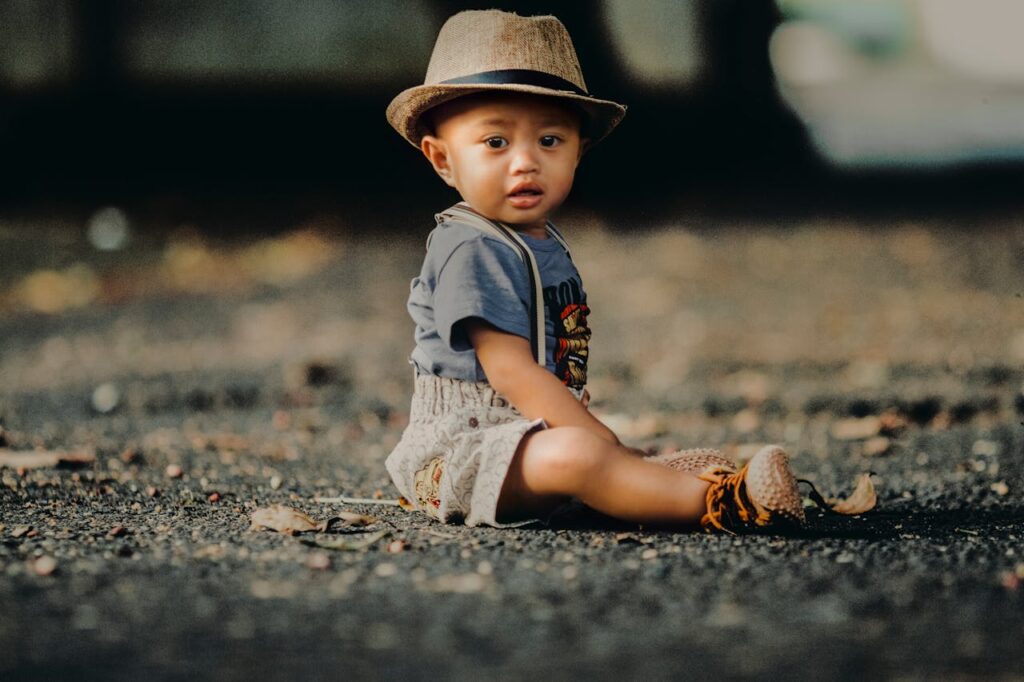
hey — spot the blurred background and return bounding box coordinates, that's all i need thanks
[1,0,1023,366]
[3,5,1024,677]
[2,0,1024,217]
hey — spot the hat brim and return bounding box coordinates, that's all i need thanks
[386,82,627,150]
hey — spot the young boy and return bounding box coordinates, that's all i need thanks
[384,9,805,532]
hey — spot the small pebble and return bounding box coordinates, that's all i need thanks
[31,555,58,576]
[91,383,121,414]
[991,481,1010,496]
[732,409,760,434]
[831,416,881,440]
[87,206,131,250]
[863,436,891,457]
[972,440,1000,457]
[306,552,331,571]
[374,563,398,578]
[208,492,221,503]
[272,411,291,430]
[165,464,183,479]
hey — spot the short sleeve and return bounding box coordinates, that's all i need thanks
[433,236,532,352]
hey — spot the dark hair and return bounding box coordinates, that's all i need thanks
[422,91,589,140]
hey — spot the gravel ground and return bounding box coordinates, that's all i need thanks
[1,205,1023,680]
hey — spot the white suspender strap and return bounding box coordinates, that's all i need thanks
[500,226,547,367]
[544,220,572,259]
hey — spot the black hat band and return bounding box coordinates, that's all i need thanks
[438,69,592,98]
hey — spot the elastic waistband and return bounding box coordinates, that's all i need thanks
[410,372,513,423]
[409,369,584,423]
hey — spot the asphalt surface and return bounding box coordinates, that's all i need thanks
[1,205,1022,680]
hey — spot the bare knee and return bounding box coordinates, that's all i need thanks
[517,426,610,495]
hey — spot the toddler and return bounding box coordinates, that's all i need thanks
[383,9,805,533]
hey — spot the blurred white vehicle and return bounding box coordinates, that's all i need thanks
[768,0,1024,167]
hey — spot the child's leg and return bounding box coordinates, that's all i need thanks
[496,426,710,525]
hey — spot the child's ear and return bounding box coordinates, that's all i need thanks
[576,138,592,164]
[420,135,456,187]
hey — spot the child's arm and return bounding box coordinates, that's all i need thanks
[464,318,625,447]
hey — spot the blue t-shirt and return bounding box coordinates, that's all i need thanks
[407,218,591,390]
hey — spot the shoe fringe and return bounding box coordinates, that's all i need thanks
[697,464,772,534]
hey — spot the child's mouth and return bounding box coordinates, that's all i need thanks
[508,191,543,208]
[508,183,544,207]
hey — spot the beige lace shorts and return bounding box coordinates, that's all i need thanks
[384,371,582,528]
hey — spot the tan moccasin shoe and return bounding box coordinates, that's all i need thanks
[647,448,739,476]
[697,444,806,533]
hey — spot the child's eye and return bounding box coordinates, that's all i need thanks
[484,137,508,149]
[540,135,561,147]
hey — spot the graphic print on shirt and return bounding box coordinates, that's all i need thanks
[543,276,590,390]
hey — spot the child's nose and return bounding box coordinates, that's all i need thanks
[508,144,540,173]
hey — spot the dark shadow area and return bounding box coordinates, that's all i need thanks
[538,500,1024,542]
[4,0,1024,225]
[794,505,1024,541]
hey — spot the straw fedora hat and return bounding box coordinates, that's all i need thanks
[386,9,627,149]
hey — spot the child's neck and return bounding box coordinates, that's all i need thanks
[458,201,550,239]
[509,221,550,240]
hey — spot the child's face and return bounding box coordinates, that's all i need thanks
[420,92,589,234]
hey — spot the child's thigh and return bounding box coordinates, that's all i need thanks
[496,426,608,520]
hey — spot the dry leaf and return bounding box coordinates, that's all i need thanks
[829,474,877,515]
[303,529,391,551]
[0,448,95,470]
[249,505,329,535]
[335,510,377,527]
[878,409,907,435]
[313,495,400,507]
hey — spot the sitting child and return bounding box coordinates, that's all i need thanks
[383,9,805,533]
